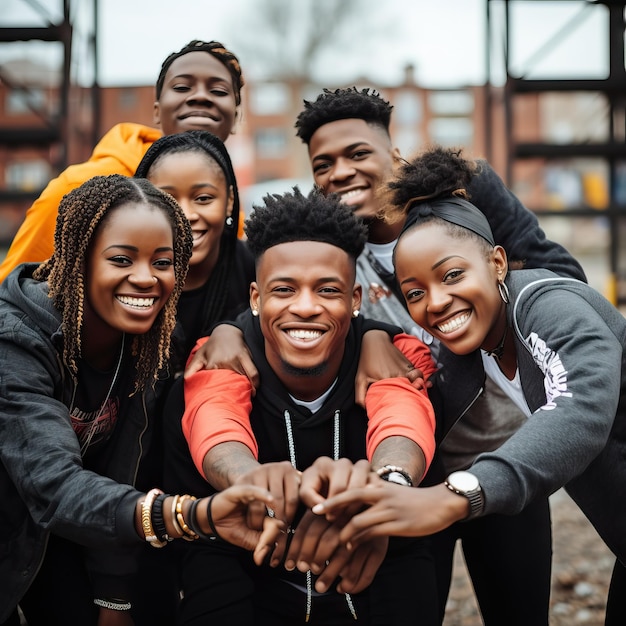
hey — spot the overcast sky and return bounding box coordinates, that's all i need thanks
[2,0,609,88]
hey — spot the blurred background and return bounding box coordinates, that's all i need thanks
[1,0,625,309]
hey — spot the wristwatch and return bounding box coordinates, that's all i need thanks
[444,471,484,520]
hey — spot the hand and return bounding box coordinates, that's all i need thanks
[207,484,285,555]
[299,457,371,511]
[232,461,301,563]
[283,510,387,595]
[355,330,425,407]
[97,608,134,626]
[312,482,466,548]
[331,536,388,595]
[184,324,260,392]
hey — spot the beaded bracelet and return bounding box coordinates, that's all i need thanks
[176,494,199,541]
[141,488,168,548]
[94,598,132,611]
[151,493,173,544]
[186,497,217,541]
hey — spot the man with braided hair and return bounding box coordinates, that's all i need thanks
[0,39,245,282]
[171,187,441,624]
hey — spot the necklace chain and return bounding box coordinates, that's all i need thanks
[77,333,126,455]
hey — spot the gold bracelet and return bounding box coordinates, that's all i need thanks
[176,494,199,541]
[141,488,168,548]
[170,494,184,537]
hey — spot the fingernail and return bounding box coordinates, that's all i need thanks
[297,561,309,572]
[316,581,328,593]
[312,504,324,514]
[285,560,295,571]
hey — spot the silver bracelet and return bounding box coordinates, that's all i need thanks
[93,598,132,611]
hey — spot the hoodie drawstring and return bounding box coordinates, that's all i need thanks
[283,409,357,621]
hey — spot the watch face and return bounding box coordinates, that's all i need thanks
[448,471,479,492]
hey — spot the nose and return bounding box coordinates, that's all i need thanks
[329,157,356,182]
[129,264,157,289]
[289,289,321,317]
[186,83,212,105]
[177,198,198,222]
[426,284,452,313]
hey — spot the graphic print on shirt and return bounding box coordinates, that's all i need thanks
[527,331,572,410]
[70,397,120,449]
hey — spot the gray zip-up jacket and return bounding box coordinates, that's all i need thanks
[432,269,626,562]
[0,264,158,620]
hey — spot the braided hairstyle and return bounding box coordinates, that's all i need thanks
[245,186,367,262]
[135,130,239,331]
[155,40,244,105]
[295,87,393,145]
[33,174,193,391]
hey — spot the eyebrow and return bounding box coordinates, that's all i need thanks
[159,182,219,191]
[268,276,345,285]
[104,244,174,253]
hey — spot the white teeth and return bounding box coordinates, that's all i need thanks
[287,329,322,340]
[340,189,364,200]
[192,231,206,241]
[117,296,155,309]
[437,312,470,334]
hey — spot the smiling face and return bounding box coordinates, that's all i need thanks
[146,149,232,291]
[85,202,176,344]
[307,118,402,244]
[250,240,361,400]
[394,222,508,356]
[154,51,238,140]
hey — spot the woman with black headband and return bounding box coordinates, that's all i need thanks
[308,146,626,625]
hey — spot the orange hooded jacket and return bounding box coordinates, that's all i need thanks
[0,122,245,283]
[0,123,162,283]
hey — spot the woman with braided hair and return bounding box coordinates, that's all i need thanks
[0,174,282,626]
[134,129,254,377]
[0,39,246,283]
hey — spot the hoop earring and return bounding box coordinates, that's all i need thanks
[498,280,510,304]
[225,216,234,228]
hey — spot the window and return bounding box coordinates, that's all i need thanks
[254,128,287,159]
[429,118,474,147]
[250,83,290,115]
[6,160,51,191]
[6,88,46,114]
[429,91,474,116]
[394,90,422,125]
[118,88,138,109]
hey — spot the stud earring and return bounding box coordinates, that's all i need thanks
[251,308,259,317]
[225,216,234,228]
[352,309,360,318]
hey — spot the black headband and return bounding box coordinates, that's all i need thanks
[400,197,495,246]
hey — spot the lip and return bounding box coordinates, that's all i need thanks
[191,230,207,246]
[280,323,327,348]
[116,294,159,316]
[179,110,218,121]
[334,186,369,208]
[432,310,471,336]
